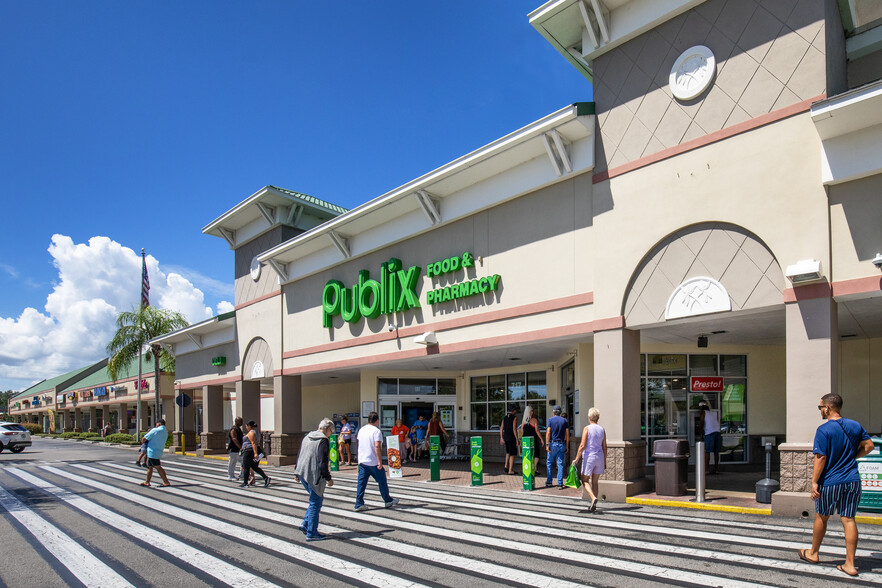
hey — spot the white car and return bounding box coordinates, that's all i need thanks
[0,422,32,453]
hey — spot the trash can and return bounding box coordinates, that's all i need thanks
[858,437,882,513]
[653,439,690,496]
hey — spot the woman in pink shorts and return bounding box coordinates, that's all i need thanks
[574,407,606,513]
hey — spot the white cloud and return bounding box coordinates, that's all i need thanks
[0,234,229,391]
[216,300,235,314]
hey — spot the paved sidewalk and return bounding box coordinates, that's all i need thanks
[333,457,587,499]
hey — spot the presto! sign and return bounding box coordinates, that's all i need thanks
[322,252,501,328]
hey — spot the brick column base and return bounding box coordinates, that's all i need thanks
[268,432,304,466]
[597,440,650,502]
[771,443,815,517]
[198,432,228,456]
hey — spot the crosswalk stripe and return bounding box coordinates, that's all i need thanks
[39,465,427,588]
[77,464,588,588]
[96,464,882,583]
[5,467,280,588]
[91,462,774,588]
[153,459,882,549]
[0,483,135,588]
[102,462,882,584]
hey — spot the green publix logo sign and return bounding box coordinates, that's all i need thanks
[322,252,501,327]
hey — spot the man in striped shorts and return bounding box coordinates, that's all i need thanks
[798,393,874,577]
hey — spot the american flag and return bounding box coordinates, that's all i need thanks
[141,253,150,308]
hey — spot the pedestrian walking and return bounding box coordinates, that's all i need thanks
[500,405,519,475]
[139,419,170,488]
[228,417,243,481]
[391,418,411,462]
[698,401,721,474]
[339,416,354,466]
[294,418,335,542]
[520,406,544,473]
[240,420,270,488]
[135,436,148,467]
[427,412,449,454]
[574,407,606,513]
[798,393,874,577]
[412,414,429,459]
[354,412,398,511]
[545,405,569,488]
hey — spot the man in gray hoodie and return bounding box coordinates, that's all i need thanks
[294,418,335,541]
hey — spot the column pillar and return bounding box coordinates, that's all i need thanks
[118,403,128,434]
[593,328,649,501]
[774,296,838,516]
[62,409,73,432]
[199,385,227,456]
[87,406,97,432]
[139,401,151,432]
[73,407,83,432]
[269,375,303,466]
[235,379,261,425]
[170,389,196,453]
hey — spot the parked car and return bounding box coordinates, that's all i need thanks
[0,422,32,453]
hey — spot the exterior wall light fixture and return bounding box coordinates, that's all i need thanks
[414,332,438,346]
[784,259,823,284]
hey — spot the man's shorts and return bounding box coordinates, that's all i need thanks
[146,457,162,467]
[816,480,862,518]
[704,431,722,453]
[504,438,519,456]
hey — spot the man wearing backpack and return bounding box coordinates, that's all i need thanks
[798,393,874,577]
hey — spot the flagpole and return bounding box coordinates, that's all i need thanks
[136,248,145,442]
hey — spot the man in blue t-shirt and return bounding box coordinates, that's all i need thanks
[798,394,873,577]
[141,419,171,487]
[545,406,570,488]
[411,415,429,459]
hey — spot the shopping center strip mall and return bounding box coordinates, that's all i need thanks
[8,0,882,516]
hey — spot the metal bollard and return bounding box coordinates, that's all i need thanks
[695,441,706,503]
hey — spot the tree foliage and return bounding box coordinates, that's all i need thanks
[106,306,189,404]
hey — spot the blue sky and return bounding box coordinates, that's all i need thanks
[0,1,591,391]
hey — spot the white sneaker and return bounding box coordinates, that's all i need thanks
[385,498,399,508]
[354,505,369,512]
[228,477,237,481]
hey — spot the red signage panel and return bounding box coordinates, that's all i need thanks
[690,376,724,392]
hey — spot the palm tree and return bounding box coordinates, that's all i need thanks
[106,306,189,423]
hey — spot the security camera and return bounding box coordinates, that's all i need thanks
[874,253,882,269]
[388,324,397,332]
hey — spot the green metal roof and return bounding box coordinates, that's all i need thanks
[267,185,348,215]
[11,360,106,400]
[61,354,155,393]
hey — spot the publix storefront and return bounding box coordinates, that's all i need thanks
[160,0,882,517]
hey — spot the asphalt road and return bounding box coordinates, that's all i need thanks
[1,437,881,587]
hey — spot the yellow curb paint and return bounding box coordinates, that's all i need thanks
[626,496,771,516]
[183,452,267,466]
[856,515,882,526]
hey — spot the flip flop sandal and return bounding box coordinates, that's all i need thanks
[797,549,819,564]
[139,482,151,487]
[836,565,858,577]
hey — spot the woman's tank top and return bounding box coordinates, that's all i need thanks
[583,423,605,458]
[523,421,540,443]
[228,426,243,451]
[704,411,721,435]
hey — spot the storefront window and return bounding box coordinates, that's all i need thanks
[380,377,455,396]
[470,371,547,431]
[641,354,748,464]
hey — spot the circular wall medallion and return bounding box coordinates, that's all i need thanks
[669,45,716,101]
[250,256,261,281]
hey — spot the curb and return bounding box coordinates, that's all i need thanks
[180,451,268,466]
[626,496,772,516]
[856,515,882,526]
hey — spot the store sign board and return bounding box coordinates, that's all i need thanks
[690,377,724,392]
[321,252,501,328]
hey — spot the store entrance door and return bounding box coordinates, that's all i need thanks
[688,392,721,465]
[401,402,434,429]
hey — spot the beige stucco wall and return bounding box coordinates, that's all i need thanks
[174,341,239,383]
[839,337,882,436]
[593,112,828,319]
[593,0,825,174]
[282,173,594,356]
[237,296,282,376]
[828,173,882,282]
[301,381,359,432]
